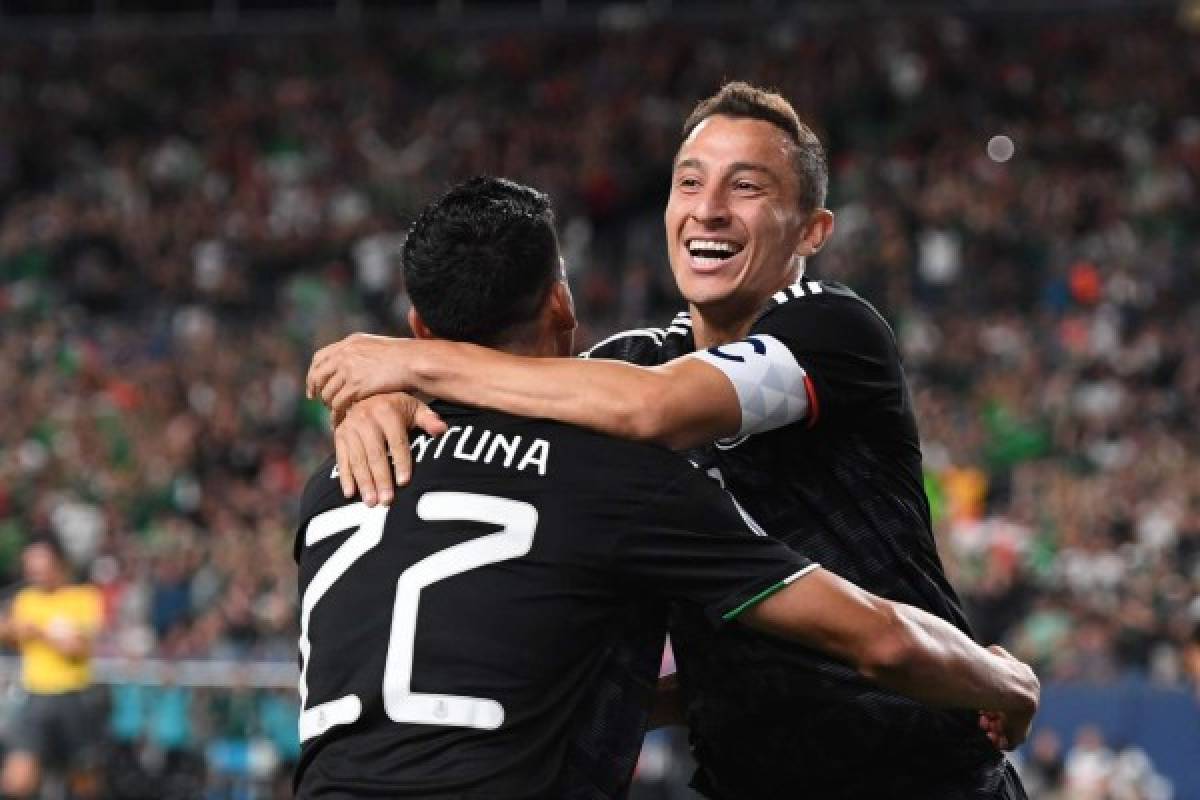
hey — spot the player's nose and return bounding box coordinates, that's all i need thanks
[692,185,732,227]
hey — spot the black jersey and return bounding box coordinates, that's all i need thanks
[293,402,812,799]
[586,281,1008,799]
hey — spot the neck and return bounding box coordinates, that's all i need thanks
[496,330,563,358]
[690,269,803,349]
[690,305,758,349]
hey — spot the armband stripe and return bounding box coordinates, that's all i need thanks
[692,334,811,438]
[803,373,820,428]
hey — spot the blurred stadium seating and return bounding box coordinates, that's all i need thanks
[0,1,1196,797]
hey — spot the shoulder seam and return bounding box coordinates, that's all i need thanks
[581,327,667,357]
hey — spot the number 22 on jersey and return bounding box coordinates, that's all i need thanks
[297,492,538,742]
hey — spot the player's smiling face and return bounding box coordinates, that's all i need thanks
[665,115,809,319]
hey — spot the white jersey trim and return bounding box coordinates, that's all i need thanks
[784,563,821,584]
[580,328,665,358]
[773,279,825,306]
[580,314,692,359]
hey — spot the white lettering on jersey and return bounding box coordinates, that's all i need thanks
[484,433,522,468]
[454,427,491,462]
[405,428,550,477]
[432,426,463,460]
[516,439,550,476]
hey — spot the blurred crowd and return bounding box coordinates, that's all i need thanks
[0,6,1198,798]
[1012,727,1173,800]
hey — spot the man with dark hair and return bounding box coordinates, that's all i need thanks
[0,536,104,799]
[402,177,563,348]
[682,81,829,215]
[295,175,1037,798]
[308,81,1034,798]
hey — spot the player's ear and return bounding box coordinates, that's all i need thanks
[548,279,577,334]
[408,307,436,340]
[796,208,834,258]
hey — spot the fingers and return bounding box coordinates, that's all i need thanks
[330,390,445,502]
[307,346,334,399]
[320,371,347,409]
[978,712,1010,750]
[331,381,358,416]
[333,427,356,499]
[377,408,414,486]
[413,403,448,437]
[339,425,378,506]
[361,422,396,506]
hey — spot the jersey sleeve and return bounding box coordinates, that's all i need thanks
[752,296,901,428]
[690,293,901,437]
[579,313,691,365]
[580,330,670,366]
[610,464,815,627]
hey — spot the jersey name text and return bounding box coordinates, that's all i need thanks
[409,426,551,477]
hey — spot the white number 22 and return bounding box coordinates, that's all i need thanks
[298,492,538,742]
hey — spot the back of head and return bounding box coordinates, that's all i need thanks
[402,176,559,348]
[682,81,828,212]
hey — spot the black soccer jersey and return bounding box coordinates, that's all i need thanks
[586,281,1007,799]
[293,402,812,799]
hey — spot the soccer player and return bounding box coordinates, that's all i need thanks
[307,83,1031,798]
[295,176,1036,798]
[0,536,104,799]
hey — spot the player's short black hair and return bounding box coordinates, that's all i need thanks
[682,81,829,212]
[402,176,560,347]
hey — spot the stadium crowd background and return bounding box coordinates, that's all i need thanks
[0,2,1197,797]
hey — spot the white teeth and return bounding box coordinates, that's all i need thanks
[686,239,744,258]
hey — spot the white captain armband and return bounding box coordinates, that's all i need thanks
[691,334,812,439]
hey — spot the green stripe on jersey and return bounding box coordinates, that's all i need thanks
[721,579,792,622]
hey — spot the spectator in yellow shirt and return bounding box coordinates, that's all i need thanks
[0,536,104,799]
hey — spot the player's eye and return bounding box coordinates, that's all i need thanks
[733,180,762,192]
[676,176,702,190]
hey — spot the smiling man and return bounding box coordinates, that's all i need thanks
[295,174,1039,799]
[307,83,1031,799]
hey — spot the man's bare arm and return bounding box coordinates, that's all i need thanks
[740,568,1039,749]
[308,335,741,451]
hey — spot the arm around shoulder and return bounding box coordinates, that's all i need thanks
[741,567,1039,747]
[399,340,742,450]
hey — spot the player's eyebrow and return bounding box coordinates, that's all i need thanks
[674,157,706,172]
[726,161,776,178]
[673,158,777,179]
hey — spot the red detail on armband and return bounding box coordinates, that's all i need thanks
[803,374,820,428]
